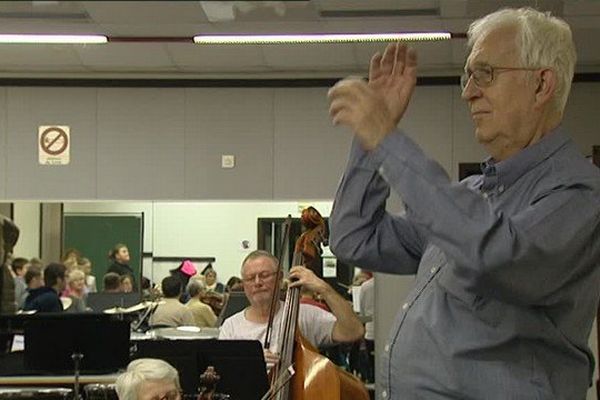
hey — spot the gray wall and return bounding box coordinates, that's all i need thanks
[0,83,598,201]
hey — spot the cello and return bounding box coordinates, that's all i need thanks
[265,207,369,400]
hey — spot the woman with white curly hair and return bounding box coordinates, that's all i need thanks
[115,358,181,400]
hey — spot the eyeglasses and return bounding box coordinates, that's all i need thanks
[151,390,181,400]
[242,271,278,284]
[460,64,540,91]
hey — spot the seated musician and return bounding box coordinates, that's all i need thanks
[150,276,195,328]
[219,250,364,366]
[115,358,181,400]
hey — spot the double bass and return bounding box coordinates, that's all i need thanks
[264,207,369,400]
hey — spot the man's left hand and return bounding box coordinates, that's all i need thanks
[327,42,418,151]
[288,266,328,294]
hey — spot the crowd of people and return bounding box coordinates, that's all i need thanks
[5,243,254,331]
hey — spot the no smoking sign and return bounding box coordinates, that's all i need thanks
[39,126,70,165]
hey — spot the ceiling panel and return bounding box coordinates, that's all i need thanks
[262,43,357,70]
[77,43,175,69]
[167,44,265,71]
[0,44,83,68]
[83,1,209,24]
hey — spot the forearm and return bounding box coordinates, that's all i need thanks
[319,285,364,342]
[330,139,422,274]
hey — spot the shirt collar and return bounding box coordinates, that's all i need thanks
[480,125,569,191]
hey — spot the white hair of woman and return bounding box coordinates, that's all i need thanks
[115,358,181,400]
[467,7,576,114]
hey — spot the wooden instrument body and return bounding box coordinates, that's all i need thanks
[268,208,369,400]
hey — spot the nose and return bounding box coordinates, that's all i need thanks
[461,76,481,102]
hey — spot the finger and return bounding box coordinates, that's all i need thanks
[328,78,366,100]
[289,266,304,274]
[392,43,407,78]
[328,98,352,120]
[328,80,368,103]
[368,52,382,82]
[380,42,397,76]
[331,108,357,128]
[404,47,418,77]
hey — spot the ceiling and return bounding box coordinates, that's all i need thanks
[0,0,599,79]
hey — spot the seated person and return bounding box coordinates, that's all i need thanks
[11,257,29,310]
[78,257,97,293]
[115,358,181,400]
[186,279,217,328]
[62,268,87,312]
[219,250,364,366]
[202,264,225,293]
[120,274,134,293]
[20,265,43,309]
[150,276,195,328]
[23,262,66,313]
[103,272,122,293]
[225,276,243,293]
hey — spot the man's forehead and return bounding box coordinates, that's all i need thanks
[465,26,519,69]
[242,256,276,272]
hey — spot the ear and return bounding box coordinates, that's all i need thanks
[534,68,557,108]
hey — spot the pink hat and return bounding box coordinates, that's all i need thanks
[180,260,197,276]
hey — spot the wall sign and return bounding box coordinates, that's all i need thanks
[39,125,70,165]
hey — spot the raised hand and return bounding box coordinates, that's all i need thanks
[328,42,418,150]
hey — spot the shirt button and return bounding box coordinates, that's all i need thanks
[381,390,388,399]
[378,166,385,175]
[384,344,390,352]
[482,192,489,199]
[498,185,505,193]
[402,303,408,310]
[430,267,437,274]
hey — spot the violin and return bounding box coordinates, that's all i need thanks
[200,291,225,315]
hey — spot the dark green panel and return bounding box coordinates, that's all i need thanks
[63,214,143,291]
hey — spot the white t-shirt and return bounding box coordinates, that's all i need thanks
[359,278,374,340]
[219,301,336,353]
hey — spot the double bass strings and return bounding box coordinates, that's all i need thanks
[261,365,296,400]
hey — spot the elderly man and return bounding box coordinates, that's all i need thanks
[328,7,600,400]
[115,358,181,400]
[219,250,364,365]
[186,279,217,327]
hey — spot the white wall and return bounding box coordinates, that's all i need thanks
[11,201,40,259]
[64,200,333,285]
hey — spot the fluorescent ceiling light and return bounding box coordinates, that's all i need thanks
[0,34,107,44]
[194,32,451,45]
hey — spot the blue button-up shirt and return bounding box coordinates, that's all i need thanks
[330,127,600,399]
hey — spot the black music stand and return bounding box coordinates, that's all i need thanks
[216,292,250,326]
[86,292,142,312]
[132,339,269,400]
[24,313,130,374]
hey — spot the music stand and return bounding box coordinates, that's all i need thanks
[24,313,130,374]
[132,339,269,400]
[216,292,250,326]
[86,292,142,312]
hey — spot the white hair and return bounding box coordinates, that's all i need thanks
[240,250,278,275]
[187,278,207,298]
[115,358,180,400]
[467,7,576,114]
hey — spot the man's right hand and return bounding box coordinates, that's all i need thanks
[264,349,280,368]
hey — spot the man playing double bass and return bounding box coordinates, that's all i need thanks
[219,250,364,366]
